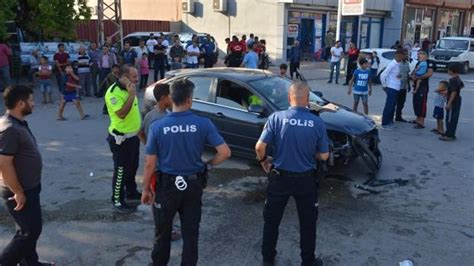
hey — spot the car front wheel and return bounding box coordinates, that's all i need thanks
[462,62,469,74]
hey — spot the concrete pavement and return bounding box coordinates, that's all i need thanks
[0,64,473,265]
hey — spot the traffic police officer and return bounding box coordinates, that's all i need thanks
[255,82,329,266]
[141,79,231,265]
[105,65,142,214]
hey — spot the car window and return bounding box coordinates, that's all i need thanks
[249,77,327,110]
[187,76,213,102]
[470,42,474,52]
[215,80,259,111]
[382,51,395,60]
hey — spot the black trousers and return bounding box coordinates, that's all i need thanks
[324,47,331,61]
[413,85,428,118]
[0,185,42,266]
[140,74,149,89]
[345,61,357,84]
[262,174,319,265]
[290,62,300,79]
[152,175,203,266]
[445,97,462,138]
[107,135,140,204]
[203,55,213,68]
[154,64,166,82]
[395,89,407,119]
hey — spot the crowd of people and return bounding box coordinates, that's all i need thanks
[224,33,270,69]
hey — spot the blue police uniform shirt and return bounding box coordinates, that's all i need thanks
[146,110,225,176]
[353,68,371,95]
[259,107,329,173]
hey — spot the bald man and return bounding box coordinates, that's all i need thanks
[255,82,329,266]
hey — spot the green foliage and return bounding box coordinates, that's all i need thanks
[1,0,92,41]
[0,0,18,41]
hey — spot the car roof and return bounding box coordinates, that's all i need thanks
[167,67,275,81]
[124,32,175,38]
[438,37,474,41]
[360,48,395,53]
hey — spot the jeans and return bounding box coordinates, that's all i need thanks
[91,64,99,96]
[445,97,462,138]
[107,135,140,204]
[262,174,319,265]
[55,72,67,93]
[328,61,340,83]
[152,174,203,266]
[203,54,214,68]
[98,68,111,97]
[153,64,166,82]
[345,61,357,84]
[395,88,407,119]
[0,65,11,91]
[0,185,42,266]
[370,68,379,84]
[39,79,52,94]
[78,72,92,96]
[382,87,399,126]
[140,74,149,89]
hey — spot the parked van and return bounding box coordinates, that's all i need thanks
[429,37,474,73]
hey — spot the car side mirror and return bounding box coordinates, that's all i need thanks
[248,104,264,115]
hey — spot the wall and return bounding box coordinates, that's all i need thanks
[382,0,404,48]
[87,0,182,21]
[182,0,285,62]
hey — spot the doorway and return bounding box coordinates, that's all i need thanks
[300,19,315,61]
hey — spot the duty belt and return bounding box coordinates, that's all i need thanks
[160,173,200,191]
[110,129,138,145]
[271,168,316,178]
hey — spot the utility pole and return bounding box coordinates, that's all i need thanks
[336,0,342,42]
[97,0,123,47]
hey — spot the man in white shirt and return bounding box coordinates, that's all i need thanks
[380,49,404,129]
[186,41,200,68]
[328,41,344,84]
[146,34,158,54]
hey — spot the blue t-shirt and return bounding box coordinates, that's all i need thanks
[259,107,329,173]
[242,51,259,69]
[146,110,225,175]
[353,68,371,95]
[200,42,215,56]
[120,49,137,65]
[416,61,428,76]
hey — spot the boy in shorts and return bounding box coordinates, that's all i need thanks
[36,56,53,104]
[412,50,428,95]
[348,58,372,115]
[57,66,89,120]
[431,80,448,135]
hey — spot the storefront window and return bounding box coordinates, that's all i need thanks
[437,10,462,38]
[404,7,433,45]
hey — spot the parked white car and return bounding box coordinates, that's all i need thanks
[429,37,474,73]
[360,48,417,77]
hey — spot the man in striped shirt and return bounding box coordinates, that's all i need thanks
[77,47,92,97]
[395,50,411,122]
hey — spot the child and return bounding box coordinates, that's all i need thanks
[170,55,183,70]
[36,56,53,104]
[348,58,372,115]
[279,63,288,78]
[58,66,89,120]
[431,81,448,135]
[412,50,428,95]
[139,53,150,90]
[440,63,464,141]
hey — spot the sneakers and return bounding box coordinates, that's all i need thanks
[112,202,136,214]
[381,124,394,130]
[395,117,407,123]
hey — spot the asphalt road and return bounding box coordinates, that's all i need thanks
[0,65,473,266]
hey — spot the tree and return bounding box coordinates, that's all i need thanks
[0,0,18,41]
[1,0,92,41]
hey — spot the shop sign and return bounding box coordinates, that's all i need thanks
[288,24,299,38]
[342,0,366,16]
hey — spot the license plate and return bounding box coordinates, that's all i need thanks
[437,64,446,68]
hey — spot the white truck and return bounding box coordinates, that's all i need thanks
[429,37,474,73]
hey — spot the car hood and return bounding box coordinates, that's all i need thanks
[312,102,376,135]
[431,50,464,57]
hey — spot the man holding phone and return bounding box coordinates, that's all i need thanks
[104,65,142,214]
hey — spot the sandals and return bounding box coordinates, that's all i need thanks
[408,120,417,124]
[430,129,442,135]
[439,135,455,141]
[57,117,67,121]
[414,123,425,129]
[81,114,90,120]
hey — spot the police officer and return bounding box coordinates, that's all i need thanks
[141,79,231,265]
[105,65,142,214]
[255,82,329,266]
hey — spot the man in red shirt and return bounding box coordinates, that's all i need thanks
[240,35,248,53]
[0,41,12,92]
[53,43,70,92]
[343,42,360,85]
[228,36,244,67]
